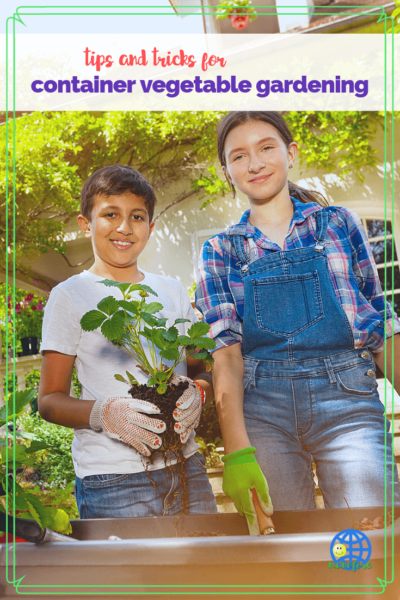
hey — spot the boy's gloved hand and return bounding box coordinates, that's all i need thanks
[89,397,166,457]
[222,446,273,536]
[170,373,205,444]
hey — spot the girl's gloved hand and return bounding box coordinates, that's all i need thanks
[170,373,205,444]
[222,446,273,535]
[89,396,166,457]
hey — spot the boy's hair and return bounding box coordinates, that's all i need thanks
[81,165,157,222]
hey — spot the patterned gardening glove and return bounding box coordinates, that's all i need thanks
[170,373,205,444]
[222,446,273,536]
[89,397,166,457]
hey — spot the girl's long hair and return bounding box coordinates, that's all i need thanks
[217,111,328,207]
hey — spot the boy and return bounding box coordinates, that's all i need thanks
[38,164,218,519]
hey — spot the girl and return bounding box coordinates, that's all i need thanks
[196,111,400,534]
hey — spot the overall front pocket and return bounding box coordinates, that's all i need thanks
[335,362,378,397]
[252,271,324,337]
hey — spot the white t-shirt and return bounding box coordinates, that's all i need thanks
[41,269,200,478]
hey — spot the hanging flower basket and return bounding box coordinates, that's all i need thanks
[216,0,258,30]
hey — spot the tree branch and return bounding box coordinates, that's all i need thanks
[60,253,93,269]
[153,189,197,223]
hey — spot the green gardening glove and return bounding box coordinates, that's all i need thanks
[222,446,273,536]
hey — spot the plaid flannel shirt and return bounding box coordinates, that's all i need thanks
[196,198,400,353]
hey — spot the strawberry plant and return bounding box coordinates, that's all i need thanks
[80,280,214,395]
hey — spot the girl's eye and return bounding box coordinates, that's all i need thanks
[132,214,144,221]
[233,154,244,161]
[262,146,272,151]
[105,212,116,218]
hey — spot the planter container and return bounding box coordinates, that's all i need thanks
[20,337,40,356]
[1,506,399,600]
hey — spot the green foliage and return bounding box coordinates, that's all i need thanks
[388,0,400,33]
[1,111,387,284]
[196,438,223,469]
[17,412,75,490]
[71,366,82,399]
[195,401,223,446]
[1,111,225,281]
[0,390,73,534]
[284,112,382,182]
[216,0,258,21]
[80,281,215,394]
[0,389,36,427]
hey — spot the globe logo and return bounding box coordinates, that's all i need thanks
[330,529,372,565]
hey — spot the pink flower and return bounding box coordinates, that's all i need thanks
[25,294,34,302]
[37,301,43,310]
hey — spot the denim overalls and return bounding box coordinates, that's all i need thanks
[230,208,400,510]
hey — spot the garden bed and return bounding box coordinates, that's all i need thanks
[1,507,399,600]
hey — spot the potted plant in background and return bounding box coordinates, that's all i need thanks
[216,0,258,30]
[9,293,46,356]
[81,280,215,511]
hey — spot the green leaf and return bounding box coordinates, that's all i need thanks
[146,376,158,386]
[114,374,128,383]
[160,348,180,361]
[191,350,209,360]
[157,383,167,394]
[143,302,163,315]
[2,444,32,465]
[25,500,43,529]
[49,508,72,535]
[127,284,157,297]
[25,440,51,455]
[13,495,28,512]
[97,296,119,316]
[141,312,158,327]
[126,371,138,385]
[176,335,192,346]
[150,329,165,350]
[174,318,190,325]
[0,389,36,426]
[162,327,178,342]
[188,322,210,338]
[190,337,215,350]
[155,371,168,382]
[155,317,168,328]
[118,300,140,315]
[98,280,131,293]
[80,310,107,332]
[101,311,126,340]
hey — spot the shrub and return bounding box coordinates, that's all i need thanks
[18,412,75,489]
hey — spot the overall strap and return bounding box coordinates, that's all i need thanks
[229,234,250,274]
[314,209,330,252]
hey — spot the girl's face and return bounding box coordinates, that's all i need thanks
[223,120,298,205]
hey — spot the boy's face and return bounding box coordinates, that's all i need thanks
[78,192,154,274]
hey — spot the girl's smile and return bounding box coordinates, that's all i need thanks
[223,121,298,206]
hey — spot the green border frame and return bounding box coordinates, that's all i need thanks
[3,4,397,597]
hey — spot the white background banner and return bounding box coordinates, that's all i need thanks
[1,33,399,110]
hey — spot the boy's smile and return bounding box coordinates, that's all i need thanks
[78,191,154,281]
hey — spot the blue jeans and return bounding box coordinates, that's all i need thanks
[75,452,218,519]
[243,351,400,511]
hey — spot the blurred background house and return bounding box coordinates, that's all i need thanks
[169,0,396,34]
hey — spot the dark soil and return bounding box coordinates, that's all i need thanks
[128,381,190,514]
[128,381,189,453]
